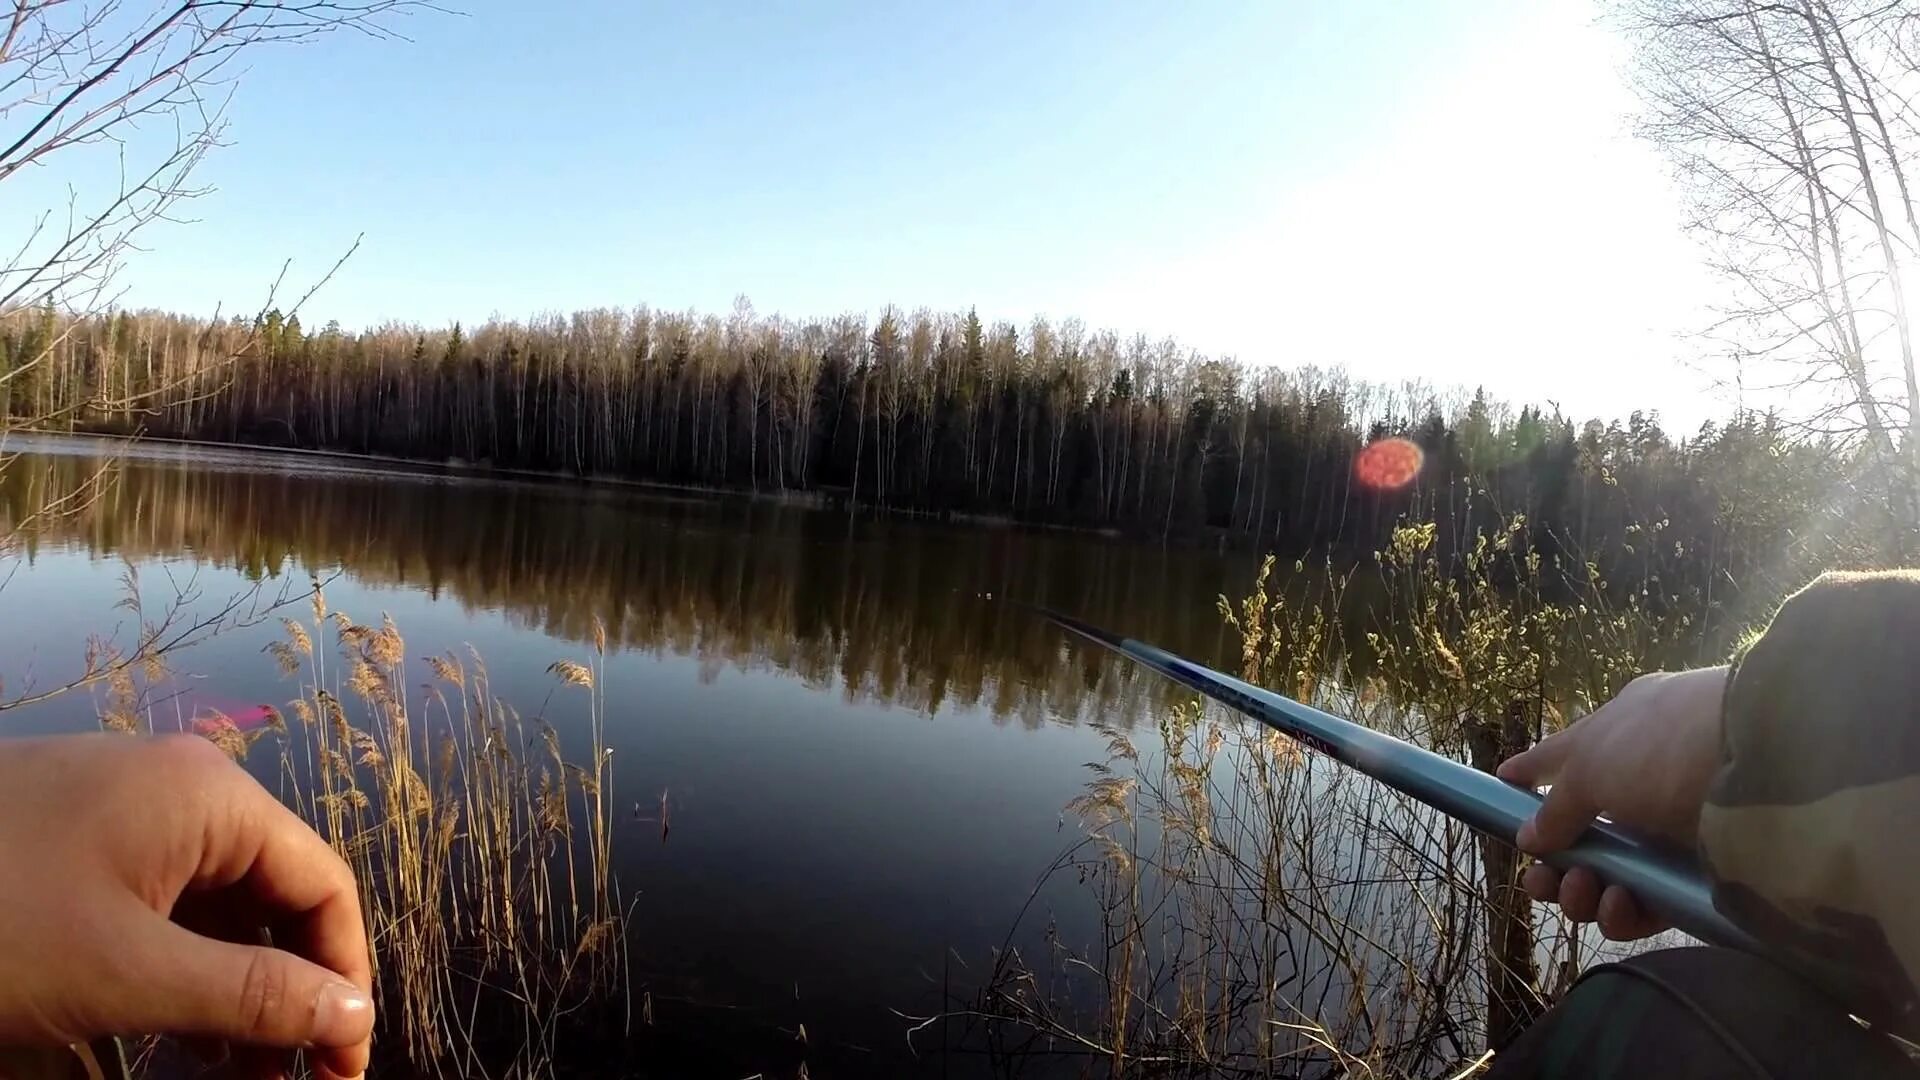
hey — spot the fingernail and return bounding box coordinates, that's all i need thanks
[313,980,374,1046]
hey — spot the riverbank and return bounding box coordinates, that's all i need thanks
[7,427,834,504]
[9,427,1153,540]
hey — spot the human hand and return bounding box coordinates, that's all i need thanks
[1496,667,1727,941]
[0,734,372,1079]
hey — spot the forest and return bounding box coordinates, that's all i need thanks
[0,299,1880,643]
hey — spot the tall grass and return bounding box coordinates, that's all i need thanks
[147,581,629,1076]
[943,517,1687,1076]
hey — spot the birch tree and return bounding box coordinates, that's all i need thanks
[1622,0,1920,538]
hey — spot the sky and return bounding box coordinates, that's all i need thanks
[18,0,1729,427]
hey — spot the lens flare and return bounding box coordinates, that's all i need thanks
[163,694,279,734]
[1354,437,1423,491]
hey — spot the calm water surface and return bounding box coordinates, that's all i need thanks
[0,434,1279,1075]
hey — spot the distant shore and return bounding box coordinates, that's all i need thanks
[6,427,837,504]
[4,428,1137,539]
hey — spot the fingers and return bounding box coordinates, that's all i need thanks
[125,917,374,1067]
[182,761,372,1076]
[1528,864,1603,921]
[246,799,372,1003]
[1557,867,1602,922]
[1521,862,1560,903]
[1521,863,1671,942]
[1597,884,1670,941]
[1515,769,1600,854]
[1501,728,1598,853]
[1496,726,1574,786]
[240,817,373,1078]
[160,748,373,1077]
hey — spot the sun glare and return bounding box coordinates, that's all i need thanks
[1354,438,1424,491]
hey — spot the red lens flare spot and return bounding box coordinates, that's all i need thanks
[1354,438,1424,491]
[160,694,278,735]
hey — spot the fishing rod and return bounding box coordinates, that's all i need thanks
[1040,606,1916,1033]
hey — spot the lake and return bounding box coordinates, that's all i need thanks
[0,434,1285,1075]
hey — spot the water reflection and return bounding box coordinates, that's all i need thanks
[1,436,1280,729]
[0,436,1331,1076]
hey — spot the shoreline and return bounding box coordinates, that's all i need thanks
[5,428,1140,540]
[5,428,839,505]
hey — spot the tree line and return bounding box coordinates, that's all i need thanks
[0,299,1884,628]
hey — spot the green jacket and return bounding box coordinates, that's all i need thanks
[1704,570,1920,1007]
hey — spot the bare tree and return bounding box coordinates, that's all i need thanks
[0,0,421,712]
[1,0,419,432]
[1620,0,1920,536]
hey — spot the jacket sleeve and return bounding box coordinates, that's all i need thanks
[1700,570,1920,1004]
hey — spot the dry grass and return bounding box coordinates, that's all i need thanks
[934,520,1683,1077]
[105,580,626,1076]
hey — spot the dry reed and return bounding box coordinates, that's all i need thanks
[101,579,626,1076]
[934,519,1682,1077]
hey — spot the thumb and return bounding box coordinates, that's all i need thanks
[133,920,374,1053]
[1516,772,1600,855]
[1497,725,1575,786]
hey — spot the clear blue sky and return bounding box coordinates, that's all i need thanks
[29,0,1727,424]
